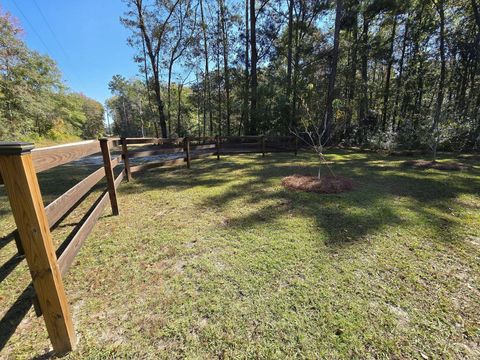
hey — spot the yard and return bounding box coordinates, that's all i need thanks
[1,150,479,358]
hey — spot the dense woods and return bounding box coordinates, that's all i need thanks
[0,10,104,142]
[109,0,480,153]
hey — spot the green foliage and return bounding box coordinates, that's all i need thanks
[0,10,104,142]
[1,152,479,357]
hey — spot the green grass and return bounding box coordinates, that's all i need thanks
[1,150,479,359]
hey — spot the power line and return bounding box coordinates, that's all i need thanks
[31,0,71,61]
[10,0,81,86]
[10,0,53,55]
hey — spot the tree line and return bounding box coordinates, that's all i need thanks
[0,10,104,142]
[115,0,477,152]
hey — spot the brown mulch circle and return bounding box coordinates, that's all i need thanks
[282,174,354,194]
[403,160,470,171]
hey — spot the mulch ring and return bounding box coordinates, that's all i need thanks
[282,174,354,194]
[403,160,471,171]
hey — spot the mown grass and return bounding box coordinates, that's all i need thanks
[0,150,479,359]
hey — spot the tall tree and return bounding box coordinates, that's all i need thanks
[122,0,180,138]
[219,0,231,135]
[249,0,258,134]
[323,0,344,142]
[199,0,214,135]
[431,0,447,160]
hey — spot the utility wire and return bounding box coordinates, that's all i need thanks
[10,0,80,86]
[31,0,71,61]
[10,0,53,55]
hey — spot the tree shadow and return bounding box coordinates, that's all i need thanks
[198,151,479,249]
[0,164,112,354]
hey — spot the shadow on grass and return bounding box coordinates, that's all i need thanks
[192,151,480,248]
[0,163,112,354]
[0,150,478,354]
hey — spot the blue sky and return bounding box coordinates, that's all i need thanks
[2,0,139,105]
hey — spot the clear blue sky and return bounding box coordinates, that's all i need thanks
[2,0,139,105]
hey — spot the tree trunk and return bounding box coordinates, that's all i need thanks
[323,0,343,143]
[249,0,258,135]
[345,8,358,140]
[240,0,249,136]
[199,0,213,136]
[177,84,182,134]
[358,13,369,142]
[134,0,168,138]
[285,0,294,131]
[167,62,173,136]
[392,16,409,132]
[381,14,397,132]
[217,6,223,137]
[432,0,446,161]
[219,0,231,136]
[141,37,159,138]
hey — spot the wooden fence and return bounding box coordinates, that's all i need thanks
[0,135,296,354]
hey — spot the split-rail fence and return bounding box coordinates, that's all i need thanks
[0,135,297,353]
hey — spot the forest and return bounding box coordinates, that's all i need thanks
[107,0,480,154]
[0,10,104,142]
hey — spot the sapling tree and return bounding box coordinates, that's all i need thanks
[290,94,335,180]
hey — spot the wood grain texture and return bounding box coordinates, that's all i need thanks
[130,158,185,173]
[32,140,100,173]
[127,147,184,158]
[100,139,119,216]
[121,138,132,181]
[44,167,105,228]
[184,137,191,169]
[0,152,76,353]
[57,169,124,275]
[57,191,108,275]
[124,138,158,145]
[190,144,216,150]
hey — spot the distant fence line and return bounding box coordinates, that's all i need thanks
[0,135,297,354]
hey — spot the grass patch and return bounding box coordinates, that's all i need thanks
[1,150,479,358]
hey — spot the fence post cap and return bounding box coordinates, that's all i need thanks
[0,142,35,155]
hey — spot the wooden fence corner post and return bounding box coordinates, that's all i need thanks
[0,142,76,354]
[261,135,266,157]
[184,137,191,169]
[216,135,221,160]
[120,137,132,181]
[99,139,119,216]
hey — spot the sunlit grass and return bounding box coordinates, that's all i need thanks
[0,150,479,358]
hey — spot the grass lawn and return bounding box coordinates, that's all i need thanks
[1,150,479,359]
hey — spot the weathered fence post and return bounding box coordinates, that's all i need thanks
[216,135,221,160]
[99,139,119,216]
[294,136,298,156]
[261,135,266,157]
[184,137,191,169]
[0,142,76,354]
[120,137,132,181]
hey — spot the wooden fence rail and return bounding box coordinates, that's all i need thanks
[0,134,297,354]
[0,138,123,353]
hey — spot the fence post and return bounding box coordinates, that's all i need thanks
[120,137,132,181]
[184,137,191,169]
[261,135,266,157]
[13,230,24,255]
[294,136,298,156]
[216,135,220,160]
[99,139,119,216]
[0,142,76,354]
